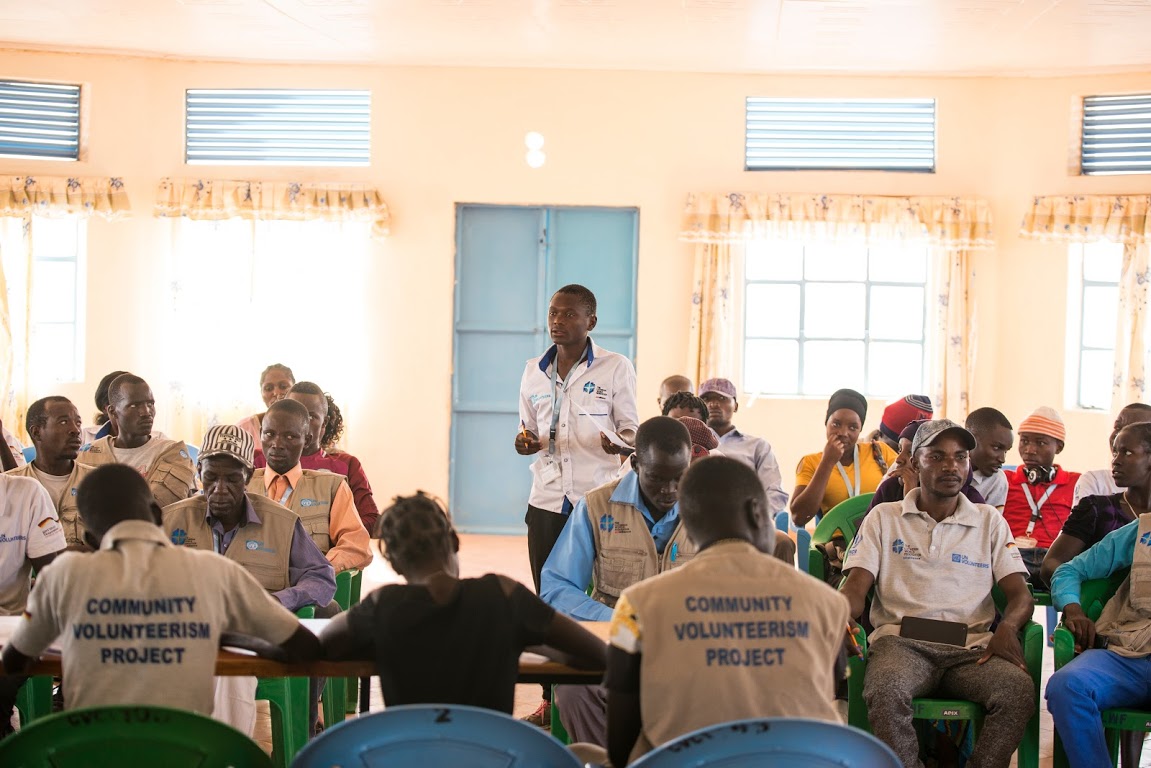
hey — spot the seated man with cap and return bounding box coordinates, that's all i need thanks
[867,419,986,512]
[1003,406,1081,586]
[162,424,336,736]
[248,399,372,596]
[841,419,1035,767]
[698,377,788,519]
[7,396,95,550]
[162,424,337,613]
[79,374,197,507]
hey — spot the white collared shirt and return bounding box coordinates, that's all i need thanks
[518,339,638,514]
[1074,468,1122,506]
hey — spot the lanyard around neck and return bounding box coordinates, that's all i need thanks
[1021,483,1058,536]
[548,346,588,456]
[835,445,861,498]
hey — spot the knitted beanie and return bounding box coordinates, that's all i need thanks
[1018,406,1066,442]
[826,388,868,425]
[879,395,934,442]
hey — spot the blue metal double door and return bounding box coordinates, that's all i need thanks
[450,204,638,533]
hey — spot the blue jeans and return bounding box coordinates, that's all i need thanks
[1046,649,1151,765]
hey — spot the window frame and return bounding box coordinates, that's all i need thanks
[741,240,931,398]
[1065,242,1123,411]
[0,78,82,162]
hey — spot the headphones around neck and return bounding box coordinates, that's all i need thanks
[1024,465,1057,485]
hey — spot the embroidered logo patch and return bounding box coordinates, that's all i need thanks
[583,382,596,394]
[299,498,329,508]
[599,514,614,532]
[891,539,904,554]
[1140,531,1151,547]
[170,528,187,545]
[245,540,260,550]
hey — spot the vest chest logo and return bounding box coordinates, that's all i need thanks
[170,529,187,546]
[1140,531,1151,547]
[245,539,276,553]
[599,514,614,532]
[670,542,679,562]
[299,498,329,508]
[70,488,77,497]
[179,450,189,459]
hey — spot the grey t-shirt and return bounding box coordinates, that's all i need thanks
[970,469,1008,508]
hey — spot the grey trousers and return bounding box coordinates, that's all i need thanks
[863,635,1034,768]
[555,684,608,747]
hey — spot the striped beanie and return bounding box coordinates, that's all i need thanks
[880,395,934,442]
[1019,406,1066,442]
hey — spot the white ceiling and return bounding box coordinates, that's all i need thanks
[2,0,1151,75]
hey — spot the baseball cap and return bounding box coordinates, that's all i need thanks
[911,418,977,455]
[698,378,737,400]
[199,424,255,471]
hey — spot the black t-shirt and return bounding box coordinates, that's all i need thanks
[1060,493,1132,547]
[344,573,555,713]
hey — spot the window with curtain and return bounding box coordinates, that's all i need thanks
[163,218,372,438]
[1066,242,1123,410]
[0,216,87,388]
[743,240,930,397]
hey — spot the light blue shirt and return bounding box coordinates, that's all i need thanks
[716,427,789,516]
[1051,518,1139,610]
[540,472,681,622]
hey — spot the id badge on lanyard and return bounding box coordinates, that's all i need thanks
[835,445,862,498]
[1017,484,1057,548]
[548,349,587,457]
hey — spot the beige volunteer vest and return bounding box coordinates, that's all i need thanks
[622,541,849,762]
[248,468,344,554]
[585,477,697,608]
[1095,514,1151,657]
[80,436,197,508]
[161,493,298,592]
[7,462,94,550]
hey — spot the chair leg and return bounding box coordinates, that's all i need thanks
[1119,729,1143,768]
[358,676,370,713]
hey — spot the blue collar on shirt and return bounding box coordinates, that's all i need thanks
[95,422,112,440]
[537,338,596,373]
[609,470,680,528]
[205,497,260,530]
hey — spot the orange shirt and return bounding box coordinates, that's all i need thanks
[262,463,372,572]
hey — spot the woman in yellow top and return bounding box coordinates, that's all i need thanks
[791,388,898,527]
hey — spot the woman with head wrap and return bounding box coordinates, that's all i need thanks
[789,388,897,527]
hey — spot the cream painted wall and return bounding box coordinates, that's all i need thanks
[2,49,1150,513]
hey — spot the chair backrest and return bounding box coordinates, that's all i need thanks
[1080,569,1130,621]
[812,493,875,547]
[290,704,582,767]
[0,705,273,768]
[22,445,36,463]
[628,716,901,767]
[774,510,790,535]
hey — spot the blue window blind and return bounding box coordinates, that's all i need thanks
[1082,93,1151,176]
[0,80,81,161]
[745,98,935,172]
[185,89,370,166]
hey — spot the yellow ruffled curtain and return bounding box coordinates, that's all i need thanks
[681,193,993,409]
[154,178,391,238]
[1019,195,1151,411]
[681,192,995,250]
[0,176,131,441]
[930,250,978,420]
[687,243,737,385]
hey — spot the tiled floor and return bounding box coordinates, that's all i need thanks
[253,534,1151,767]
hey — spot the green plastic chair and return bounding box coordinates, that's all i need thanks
[13,676,52,725]
[257,605,314,768]
[1052,569,1137,768]
[0,705,273,767]
[847,586,1043,768]
[319,569,360,728]
[805,493,875,582]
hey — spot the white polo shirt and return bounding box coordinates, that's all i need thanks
[518,339,639,514]
[9,519,301,714]
[0,474,66,615]
[1074,468,1122,506]
[843,489,1026,648]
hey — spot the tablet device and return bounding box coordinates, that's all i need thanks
[899,616,968,647]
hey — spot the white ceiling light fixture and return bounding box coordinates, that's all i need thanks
[525,131,546,168]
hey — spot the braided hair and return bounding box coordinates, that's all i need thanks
[376,492,454,573]
[289,381,345,451]
[661,391,709,423]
